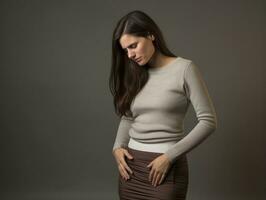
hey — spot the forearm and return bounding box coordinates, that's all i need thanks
[164,119,217,163]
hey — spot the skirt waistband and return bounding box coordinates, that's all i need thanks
[126,146,187,164]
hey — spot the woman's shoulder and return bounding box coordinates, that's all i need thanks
[176,56,193,68]
[170,56,193,74]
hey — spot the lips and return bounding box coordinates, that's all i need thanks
[135,57,141,62]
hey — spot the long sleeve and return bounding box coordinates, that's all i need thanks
[112,115,134,153]
[164,61,218,163]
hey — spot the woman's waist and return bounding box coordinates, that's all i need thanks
[128,137,180,153]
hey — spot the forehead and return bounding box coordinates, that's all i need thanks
[119,34,141,49]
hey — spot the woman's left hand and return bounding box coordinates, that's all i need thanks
[146,154,171,187]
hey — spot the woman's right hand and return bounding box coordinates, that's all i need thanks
[112,147,134,180]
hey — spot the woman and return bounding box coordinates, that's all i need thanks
[110,10,217,200]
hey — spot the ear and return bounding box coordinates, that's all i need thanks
[148,32,155,41]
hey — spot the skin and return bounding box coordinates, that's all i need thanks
[119,33,177,69]
[113,33,176,187]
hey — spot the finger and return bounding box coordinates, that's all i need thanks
[147,161,153,168]
[149,168,155,182]
[124,150,134,160]
[119,163,130,179]
[154,173,162,186]
[158,173,166,185]
[120,159,133,174]
[119,170,127,180]
[118,165,127,180]
[118,167,127,180]
[152,171,159,186]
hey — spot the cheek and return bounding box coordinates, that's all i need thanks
[145,43,154,56]
[139,45,149,56]
[138,42,154,61]
[138,46,145,55]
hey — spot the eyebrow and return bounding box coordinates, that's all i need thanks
[122,42,137,50]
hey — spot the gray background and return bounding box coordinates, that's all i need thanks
[0,0,265,199]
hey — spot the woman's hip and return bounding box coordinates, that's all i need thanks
[118,146,189,200]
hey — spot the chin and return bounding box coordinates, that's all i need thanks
[138,59,146,66]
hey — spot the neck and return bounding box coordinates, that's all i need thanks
[148,51,172,68]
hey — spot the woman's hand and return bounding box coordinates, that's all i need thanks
[146,154,171,187]
[113,148,134,181]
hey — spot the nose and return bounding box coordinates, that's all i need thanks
[127,49,136,60]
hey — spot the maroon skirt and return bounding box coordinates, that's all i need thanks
[118,146,189,200]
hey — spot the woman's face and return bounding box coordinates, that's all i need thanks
[119,33,155,65]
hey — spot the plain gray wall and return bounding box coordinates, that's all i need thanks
[0,0,265,200]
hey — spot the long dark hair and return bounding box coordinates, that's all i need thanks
[109,10,176,118]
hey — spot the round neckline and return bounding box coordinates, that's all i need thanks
[148,57,181,73]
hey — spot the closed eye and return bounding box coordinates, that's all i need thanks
[124,43,137,53]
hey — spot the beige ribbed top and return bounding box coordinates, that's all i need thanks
[112,57,217,163]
